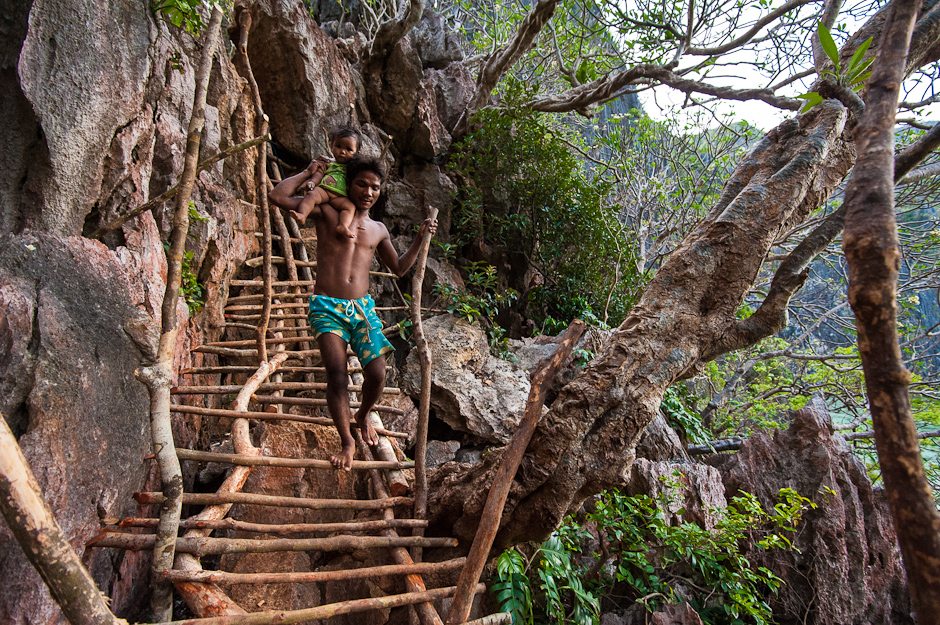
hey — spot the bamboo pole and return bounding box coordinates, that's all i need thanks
[0,413,128,625]
[136,491,413,510]
[134,9,224,620]
[284,213,315,282]
[110,517,427,534]
[224,313,309,321]
[230,279,316,287]
[88,533,457,555]
[90,134,269,239]
[174,448,413,469]
[446,320,586,625]
[168,584,485,625]
[369,412,410,496]
[181,366,328,374]
[168,404,408,438]
[191,346,320,358]
[410,206,438,563]
[160,557,466,584]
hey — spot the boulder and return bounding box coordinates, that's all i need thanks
[708,396,912,624]
[401,314,530,444]
[427,440,461,467]
[236,0,368,160]
[410,78,452,159]
[635,412,687,462]
[0,233,152,625]
[626,459,727,530]
[423,62,475,132]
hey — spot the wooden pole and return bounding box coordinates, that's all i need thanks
[90,134,269,239]
[171,381,400,394]
[0,413,128,625]
[88,533,457,555]
[135,8,224,620]
[410,206,439,563]
[160,557,466,584]
[446,320,585,625]
[110,517,427,534]
[135,491,412,510]
[173,448,413,469]
[169,584,485,625]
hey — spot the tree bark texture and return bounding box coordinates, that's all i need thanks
[0,414,127,625]
[147,7,224,620]
[841,0,940,619]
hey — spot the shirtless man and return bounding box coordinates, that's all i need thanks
[269,156,437,470]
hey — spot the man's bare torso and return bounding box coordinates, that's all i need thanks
[312,205,388,300]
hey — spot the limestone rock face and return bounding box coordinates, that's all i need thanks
[236,0,368,160]
[0,233,152,625]
[626,459,727,530]
[423,62,475,132]
[402,314,530,444]
[15,0,152,235]
[708,396,912,625]
[412,10,464,69]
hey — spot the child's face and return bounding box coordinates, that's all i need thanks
[331,135,358,164]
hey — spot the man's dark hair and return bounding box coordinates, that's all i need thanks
[346,156,386,185]
[330,125,361,147]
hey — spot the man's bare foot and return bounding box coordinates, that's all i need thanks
[336,224,356,239]
[331,442,355,471]
[356,412,380,446]
[289,210,307,225]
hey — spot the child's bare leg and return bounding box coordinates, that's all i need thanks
[354,355,385,446]
[331,196,358,238]
[290,187,330,225]
[318,333,356,470]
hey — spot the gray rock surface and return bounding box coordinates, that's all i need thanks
[708,396,912,624]
[0,233,151,624]
[426,440,462,467]
[402,314,530,444]
[412,10,464,69]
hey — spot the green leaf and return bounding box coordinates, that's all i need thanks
[845,37,873,74]
[850,70,873,90]
[796,92,823,113]
[817,22,841,71]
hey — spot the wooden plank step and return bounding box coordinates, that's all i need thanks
[134,491,413,510]
[175,448,414,470]
[159,557,466,584]
[106,517,427,534]
[251,395,406,415]
[88,532,457,555]
[165,583,485,625]
[168,405,408,439]
[171,382,401,395]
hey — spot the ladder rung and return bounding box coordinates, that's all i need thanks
[106,517,427,535]
[226,293,311,304]
[251,395,406,415]
[191,347,320,358]
[88,532,457,555]
[224,302,308,311]
[171,382,401,395]
[134,491,413,510]
[201,336,323,348]
[230,279,316,287]
[175,448,413,470]
[167,405,409,439]
[159,557,466,584]
[180,366,333,374]
[163,583,484,625]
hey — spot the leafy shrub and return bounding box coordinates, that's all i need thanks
[493,480,812,625]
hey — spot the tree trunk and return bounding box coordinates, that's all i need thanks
[841,0,940,619]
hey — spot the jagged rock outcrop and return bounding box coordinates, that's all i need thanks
[401,314,530,444]
[0,233,153,624]
[707,396,912,625]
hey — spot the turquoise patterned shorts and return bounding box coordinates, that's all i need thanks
[308,294,393,366]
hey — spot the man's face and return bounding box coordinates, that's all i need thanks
[331,135,358,164]
[348,171,382,211]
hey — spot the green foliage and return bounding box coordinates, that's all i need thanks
[433,261,519,358]
[152,0,213,34]
[494,481,812,624]
[164,243,205,314]
[448,80,643,330]
[798,23,873,112]
[661,385,711,445]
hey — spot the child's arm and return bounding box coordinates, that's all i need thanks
[268,161,323,212]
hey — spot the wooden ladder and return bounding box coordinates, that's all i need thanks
[89,222,504,625]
